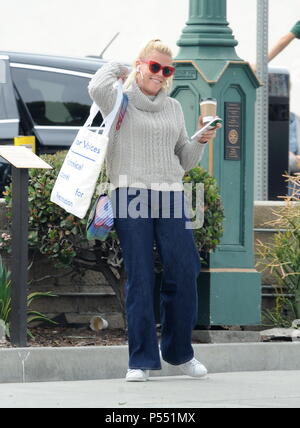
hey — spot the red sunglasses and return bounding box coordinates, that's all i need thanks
[140,60,175,78]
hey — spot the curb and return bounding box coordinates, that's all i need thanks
[1,342,300,383]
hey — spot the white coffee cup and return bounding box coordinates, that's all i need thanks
[89,316,109,331]
[200,98,217,124]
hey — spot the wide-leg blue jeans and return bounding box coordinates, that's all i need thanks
[112,187,201,370]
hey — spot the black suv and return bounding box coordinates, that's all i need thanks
[0,51,109,192]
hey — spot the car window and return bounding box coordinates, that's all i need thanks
[11,67,102,126]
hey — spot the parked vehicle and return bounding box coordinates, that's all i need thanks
[0,51,112,193]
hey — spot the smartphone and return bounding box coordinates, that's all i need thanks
[191,117,223,141]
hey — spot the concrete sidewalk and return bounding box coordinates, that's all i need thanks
[1,342,300,383]
[1,371,300,408]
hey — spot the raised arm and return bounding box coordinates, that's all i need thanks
[251,20,300,72]
[88,62,129,117]
[268,32,296,63]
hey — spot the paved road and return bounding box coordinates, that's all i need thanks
[1,371,300,408]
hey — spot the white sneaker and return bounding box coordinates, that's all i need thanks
[126,369,150,382]
[179,358,208,378]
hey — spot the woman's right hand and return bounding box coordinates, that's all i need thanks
[197,115,222,145]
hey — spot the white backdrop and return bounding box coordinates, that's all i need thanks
[1,0,300,113]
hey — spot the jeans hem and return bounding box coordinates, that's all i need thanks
[162,354,194,366]
[129,367,162,371]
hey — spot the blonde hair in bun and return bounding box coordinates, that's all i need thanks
[124,39,174,93]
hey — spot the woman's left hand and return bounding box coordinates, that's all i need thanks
[197,115,222,145]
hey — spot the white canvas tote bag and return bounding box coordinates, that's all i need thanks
[50,79,123,219]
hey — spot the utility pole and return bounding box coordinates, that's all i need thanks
[254,0,269,200]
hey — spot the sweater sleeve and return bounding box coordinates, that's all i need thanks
[88,61,129,117]
[290,21,300,39]
[174,102,206,172]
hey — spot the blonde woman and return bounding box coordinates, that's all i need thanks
[89,40,221,381]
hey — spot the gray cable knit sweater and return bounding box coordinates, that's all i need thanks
[88,62,205,191]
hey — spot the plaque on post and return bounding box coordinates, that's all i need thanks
[0,146,52,347]
[224,102,241,161]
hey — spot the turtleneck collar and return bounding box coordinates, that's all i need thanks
[127,80,168,112]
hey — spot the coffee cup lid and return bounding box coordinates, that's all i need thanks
[200,97,217,103]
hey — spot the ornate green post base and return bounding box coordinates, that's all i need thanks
[198,270,261,325]
[172,0,261,326]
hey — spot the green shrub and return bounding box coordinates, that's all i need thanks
[2,151,87,266]
[183,167,224,256]
[0,255,56,338]
[257,174,300,326]
[0,256,11,334]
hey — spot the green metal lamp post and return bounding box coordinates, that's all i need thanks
[172,0,261,326]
